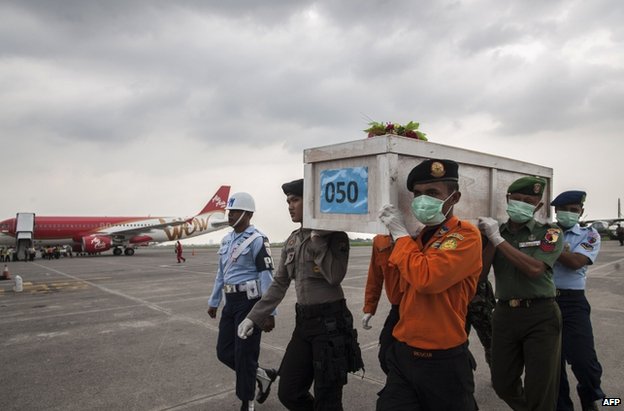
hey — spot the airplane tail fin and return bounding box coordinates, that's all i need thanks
[196,186,230,215]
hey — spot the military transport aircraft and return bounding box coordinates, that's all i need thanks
[0,186,230,256]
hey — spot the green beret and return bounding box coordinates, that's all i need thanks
[282,179,303,197]
[507,176,546,196]
[406,159,459,191]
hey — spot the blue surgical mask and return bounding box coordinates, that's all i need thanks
[411,192,455,226]
[506,199,535,223]
[556,210,580,228]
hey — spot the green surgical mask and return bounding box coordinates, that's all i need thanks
[411,192,455,226]
[506,199,535,223]
[556,210,580,228]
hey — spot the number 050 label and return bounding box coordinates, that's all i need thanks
[320,167,368,214]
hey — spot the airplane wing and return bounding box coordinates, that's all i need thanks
[103,219,192,238]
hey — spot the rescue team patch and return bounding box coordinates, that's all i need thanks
[581,242,594,251]
[447,233,465,240]
[440,238,457,250]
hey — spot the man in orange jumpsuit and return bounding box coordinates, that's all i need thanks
[376,159,482,411]
[175,240,186,263]
[362,234,402,375]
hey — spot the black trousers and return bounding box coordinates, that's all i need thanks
[378,304,399,374]
[277,300,359,411]
[556,293,604,410]
[377,341,476,411]
[216,292,261,402]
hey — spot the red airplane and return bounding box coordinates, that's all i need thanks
[0,186,230,256]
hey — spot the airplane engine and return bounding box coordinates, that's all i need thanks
[82,235,113,253]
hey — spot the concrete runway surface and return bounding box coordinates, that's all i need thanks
[1,242,623,410]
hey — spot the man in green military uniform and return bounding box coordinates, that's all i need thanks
[478,176,564,411]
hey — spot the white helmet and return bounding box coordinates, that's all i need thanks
[226,192,256,212]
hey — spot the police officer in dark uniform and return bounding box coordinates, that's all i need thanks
[479,176,564,411]
[238,179,364,411]
[552,190,605,411]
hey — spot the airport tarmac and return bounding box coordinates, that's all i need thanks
[1,242,623,410]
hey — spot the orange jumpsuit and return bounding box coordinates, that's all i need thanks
[363,234,403,374]
[363,235,402,314]
[390,216,482,350]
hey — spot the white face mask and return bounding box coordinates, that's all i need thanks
[410,191,455,226]
[506,199,535,223]
[556,210,580,228]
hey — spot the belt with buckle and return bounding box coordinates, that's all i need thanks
[223,283,247,294]
[497,297,555,308]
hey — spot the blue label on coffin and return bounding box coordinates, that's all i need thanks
[320,167,368,214]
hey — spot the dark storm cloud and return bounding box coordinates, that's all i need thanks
[1,0,623,151]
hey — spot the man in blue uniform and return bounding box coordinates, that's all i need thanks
[552,190,605,411]
[207,192,277,411]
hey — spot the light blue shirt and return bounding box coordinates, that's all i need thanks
[208,225,274,308]
[553,224,601,290]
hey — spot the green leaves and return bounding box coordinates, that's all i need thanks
[364,120,428,141]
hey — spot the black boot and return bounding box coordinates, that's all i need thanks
[255,367,278,404]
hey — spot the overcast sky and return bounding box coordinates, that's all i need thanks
[1,0,622,244]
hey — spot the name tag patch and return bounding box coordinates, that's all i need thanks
[519,241,541,248]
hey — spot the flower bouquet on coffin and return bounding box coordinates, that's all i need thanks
[364,120,428,141]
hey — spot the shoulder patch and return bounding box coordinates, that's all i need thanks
[544,228,561,244]
[447,233,465,240]
[440,238,458,250]
[580,242,594,251]
[540,239,556,252]
[587,231,599,244]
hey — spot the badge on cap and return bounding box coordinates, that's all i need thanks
[533,183,541,194]
[431,162,445,178]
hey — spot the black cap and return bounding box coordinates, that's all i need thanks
[282,179,303,197]
[551,190,586,207]
[406,159,459,191]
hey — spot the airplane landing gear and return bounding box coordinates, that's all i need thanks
[113,248,122,256]
[124,248,135,256]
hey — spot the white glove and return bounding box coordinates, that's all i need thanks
[238,318,255,339]
[378,204,409,239]
[362,313,373,330]
[478,217,505,247]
